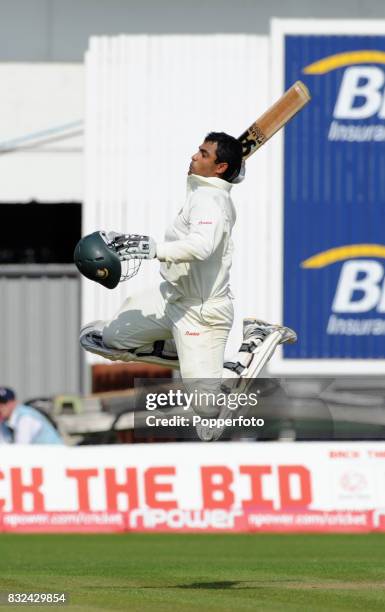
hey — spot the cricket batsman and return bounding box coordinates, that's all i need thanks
[76,132,296,439]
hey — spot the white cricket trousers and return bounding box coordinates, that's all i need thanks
[102,282,233,380]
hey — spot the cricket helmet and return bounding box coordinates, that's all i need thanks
[74,231,122,289]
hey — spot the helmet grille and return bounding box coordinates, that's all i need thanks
[120,258,142,282]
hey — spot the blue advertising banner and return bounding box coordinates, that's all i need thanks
[283,34,385,359]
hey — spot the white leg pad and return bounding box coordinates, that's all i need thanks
[206,330,293,441]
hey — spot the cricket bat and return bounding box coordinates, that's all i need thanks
[239,81,311,160]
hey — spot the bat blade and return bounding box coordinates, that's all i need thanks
[239,81,311,160]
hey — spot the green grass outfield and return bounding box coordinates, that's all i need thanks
[1,533,385,612]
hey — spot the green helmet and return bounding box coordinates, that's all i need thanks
[74,231,121,289]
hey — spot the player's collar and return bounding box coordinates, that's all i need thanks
[187,174,233,192]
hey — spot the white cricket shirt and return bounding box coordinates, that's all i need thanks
[156,174,236,302]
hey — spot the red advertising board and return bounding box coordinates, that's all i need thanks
[1,443,385,533]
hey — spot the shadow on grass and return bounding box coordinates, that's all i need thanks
[87,581,251,591]
[87,578,385,592]
[176,581,241,589]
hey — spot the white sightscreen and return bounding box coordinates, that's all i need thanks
[84,34,269,360]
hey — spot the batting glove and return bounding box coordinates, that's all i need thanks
[111,234,157,260]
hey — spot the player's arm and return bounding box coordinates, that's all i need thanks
[109,196,226,264]
[156,196,226,263]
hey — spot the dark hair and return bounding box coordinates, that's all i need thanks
[205,132,243,182]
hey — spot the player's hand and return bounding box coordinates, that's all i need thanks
[113,234,157,260]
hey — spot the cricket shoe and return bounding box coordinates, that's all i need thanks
[195,421,216,442]
[195,399,253,442]
[199,407,238,442]
[80,321,130,362]
[242,317,297,347]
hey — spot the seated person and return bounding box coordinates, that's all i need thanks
[0,421,12,443]
[0,386,63,444]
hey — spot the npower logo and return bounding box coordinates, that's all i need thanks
[301,245,385,336]
[303,50,385,142]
